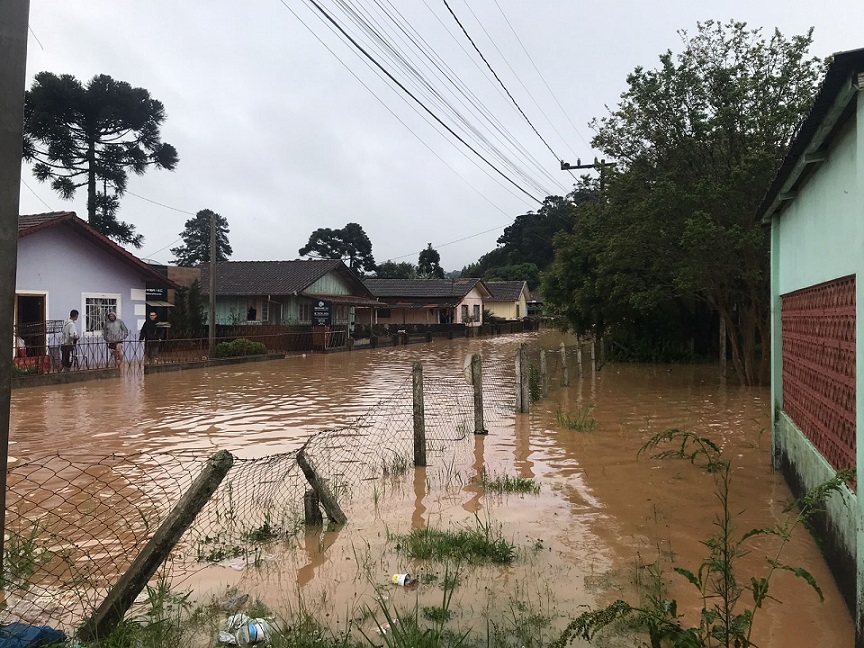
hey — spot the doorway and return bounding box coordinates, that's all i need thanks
[16,294,46,356]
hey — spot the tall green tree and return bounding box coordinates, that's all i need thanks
[417,243,445,279]
[375,261,417,279]
[23,72,179,247]
[298,222,376,273]
[170,209,233,266]
[544,21,821,384]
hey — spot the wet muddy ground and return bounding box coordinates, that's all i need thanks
[9,330,853,646]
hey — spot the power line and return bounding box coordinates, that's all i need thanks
[385,222,509,262]
[20,178,53,210]
[126,191,197,215]
[277,0,523,214]
[491,0,590,149]
[441,0,565,169]
[296,0,543,203]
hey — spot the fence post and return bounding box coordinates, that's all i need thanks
[515,343,530,413]
[413,361,427,466]
[297,444,347,525]
[78,450,234,642]
[576,340,583,378]
[590,339,596,373]
[539,349,548,399]
[560,342,569,387]
[304,489,323,526]
[471,353,486,434]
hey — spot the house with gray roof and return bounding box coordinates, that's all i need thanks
[363,278,491,326]
[16,211,176,365]
[484,281,530,321]
[200,259,378,326]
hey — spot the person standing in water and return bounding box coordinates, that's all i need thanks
[102,311,128,365]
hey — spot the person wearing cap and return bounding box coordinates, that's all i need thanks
[139,311,164,362]
[102,311,129,365]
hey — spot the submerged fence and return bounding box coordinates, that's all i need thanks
[2,351,518,639]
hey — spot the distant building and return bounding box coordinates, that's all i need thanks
[363,278,491,327]
[484,281,530,320]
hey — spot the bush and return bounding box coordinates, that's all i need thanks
[214,338,267,358]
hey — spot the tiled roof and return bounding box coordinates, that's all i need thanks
[365,278,486,298]
[485,281,528,302]
[201,260,373,297]
[18,211,176,288]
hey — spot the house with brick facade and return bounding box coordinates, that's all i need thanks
[756,47,864,641]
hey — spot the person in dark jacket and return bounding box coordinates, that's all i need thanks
[139,312,164,361]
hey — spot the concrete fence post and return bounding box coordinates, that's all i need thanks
[471,353,486,434]
[413,361,427,466]
[516,343,530,413]
[560,342,569,387]
[297,444,347,525]
[539,349,548,399]
[78,450,235,642]
[576,340,583,378]
[590,339,596,373]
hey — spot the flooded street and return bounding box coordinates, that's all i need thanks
[9,330,853,646]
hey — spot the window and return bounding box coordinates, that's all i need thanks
[516,304,520,318]
[378,308,391,319]
[84,295,119,334]
[335,305,348,323]
[298,302,311,323]
[261,301,269,323]
[473,304,480,321]
[461,305,469,321]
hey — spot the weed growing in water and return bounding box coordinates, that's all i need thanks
[555,406,596,432]
[480,471,541,495]
[552,427,856,648]
[99,576,192,648]
[392,516,515,565]
[2,521,52,589]
[382,451,409,478]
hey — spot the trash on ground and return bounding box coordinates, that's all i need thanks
[218,613,274,646]
[219,593,250,612]
[377,619,399,636]
[217,555,270,571]
[0,622,66,648]
[390,573,417,587]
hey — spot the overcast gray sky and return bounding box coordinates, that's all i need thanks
[18,1,864,271]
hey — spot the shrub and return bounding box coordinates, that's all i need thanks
[214,338,267,358]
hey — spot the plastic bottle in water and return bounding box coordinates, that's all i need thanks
[235,620,271,646]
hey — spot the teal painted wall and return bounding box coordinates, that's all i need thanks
[771,92,863,633]
[307,273,352,295]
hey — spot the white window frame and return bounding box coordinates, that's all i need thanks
[298,302,311,323]
[83,293,121,337]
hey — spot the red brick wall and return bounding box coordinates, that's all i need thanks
[781,275,856,472]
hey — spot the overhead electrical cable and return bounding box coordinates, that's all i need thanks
[277,0,531,211]
[367,0,567,192]
[491,0,590,149]
[297,0,543,203]
[331,0,559,196]
[441,0,569,173]
[21,178,53,210]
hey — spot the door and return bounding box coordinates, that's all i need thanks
[16,294,46,356]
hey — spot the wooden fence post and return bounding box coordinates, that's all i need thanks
[515,343,530,413]
[413,361,427,466]
[304,489,323,526]
[560,342,569,387]
[539,349,548,399]
[471,353,486,434]
[297,444,347,525]
[78,450,235,642]
[590,339,596,373]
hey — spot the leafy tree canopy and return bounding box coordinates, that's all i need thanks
[23,72,179,247]
[170,209,233,266]
[298,222,376,274]
[543,20,821,384]
[375,261,417,279]
[485,263,540,289]
[417,244,445,279]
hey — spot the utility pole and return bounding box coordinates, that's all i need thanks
[560,157,617,194]
[0,0,31,579]
[208,211,216,356]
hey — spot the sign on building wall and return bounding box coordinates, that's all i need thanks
[312,300,331,326]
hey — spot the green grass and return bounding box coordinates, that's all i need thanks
[393,519,515,565]
[555,405,597,431]
[480,472,541,495]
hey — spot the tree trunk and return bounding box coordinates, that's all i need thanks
[87,139,97,222]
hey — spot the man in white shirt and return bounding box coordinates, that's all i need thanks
[60,310,79,370]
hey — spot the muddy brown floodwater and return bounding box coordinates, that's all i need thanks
[10,330,853,646]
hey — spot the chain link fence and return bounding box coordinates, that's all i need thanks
[2,353,518,635]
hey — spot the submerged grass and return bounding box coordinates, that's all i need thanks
[393,519,515,565]
[480,472,541,495]
[555,405,597,432]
